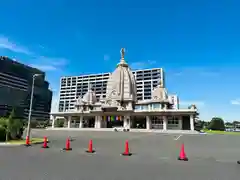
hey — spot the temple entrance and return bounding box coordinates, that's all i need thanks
[182,116,190,130]
[104,116,124,128]
[83,117,95,128]
[132,116,146,129]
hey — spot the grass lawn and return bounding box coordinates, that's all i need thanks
[8,138,45,144]
[203,130,240,135]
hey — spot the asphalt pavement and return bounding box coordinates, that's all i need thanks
[0,129,239,180]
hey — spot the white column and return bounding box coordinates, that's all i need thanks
[51,116,55,128]
[146,116,151,130]
[95,116,101,128]
[163,104,167,110]
[190,115,195,131]
[67,116,71,128]
[79,116,83,128]
[148,104,151,111]
[163,116,167,130]
[97,116,101,128]
[99,116,102,128]
[94,116,97,128]
[124,116,130,129]
[179,116,183,130]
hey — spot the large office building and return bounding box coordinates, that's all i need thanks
[0,56,52,121]
[59,68,179,112]
[51,48,198,131]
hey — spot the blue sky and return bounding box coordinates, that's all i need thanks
[1,0,240,121]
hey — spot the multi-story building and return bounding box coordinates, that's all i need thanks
[0,56,52,121]
[58,68,179,112]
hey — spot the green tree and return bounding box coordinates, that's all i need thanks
[208,117,225,131]
[0,116,9,141]
[0,126,6,142]
[9,119,24,140]
[0,109,24,141]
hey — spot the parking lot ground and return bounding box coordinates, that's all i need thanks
[0,130,240,180]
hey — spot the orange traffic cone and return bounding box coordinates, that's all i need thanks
[86,139,95,153]
[178,143,188,161]
[121,140,132,156]
[42,136,49,148]
[24,136,31,147]
[62,137,72,151]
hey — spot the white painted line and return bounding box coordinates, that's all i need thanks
[174,135,182,141]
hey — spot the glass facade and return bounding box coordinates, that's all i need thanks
[0,56,52,121]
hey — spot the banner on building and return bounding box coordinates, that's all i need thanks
[102,116,122,121]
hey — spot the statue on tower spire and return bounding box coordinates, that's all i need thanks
[120,48,125,59]
[118,48,128,66]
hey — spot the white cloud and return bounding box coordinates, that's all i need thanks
[230,99,240,105]
[36,56,68,66]
[130,60,156,70]
[173,68,219,77]
[0,35,68,72]
[104,54,110,61]
[30,64,57,71]
[30,57,68,71]
[180,101,205,107]
[0,35,32,55]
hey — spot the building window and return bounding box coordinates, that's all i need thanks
[151,116,163,129]
[152,103,160,109]
[135,105,141,110]
[141,105,148,110]
[167,116,179,129]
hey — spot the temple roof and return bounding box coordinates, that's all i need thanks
[82,83,97,104]
[151,79,168,101]
[105,48,137,102]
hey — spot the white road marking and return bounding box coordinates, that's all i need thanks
[174,135,182,141]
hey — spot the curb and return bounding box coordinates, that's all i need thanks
[0,140,49,147]
[0,143,22,147]
[20,140,50,146]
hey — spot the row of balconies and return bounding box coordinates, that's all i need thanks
[61,75,160,87]
[61,69,161,83]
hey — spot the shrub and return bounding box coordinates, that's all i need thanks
[56,119,64,127]
[9,119,24,140]
[0,127,6,142]
[0,116,24,141]
[208,117,225,131]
